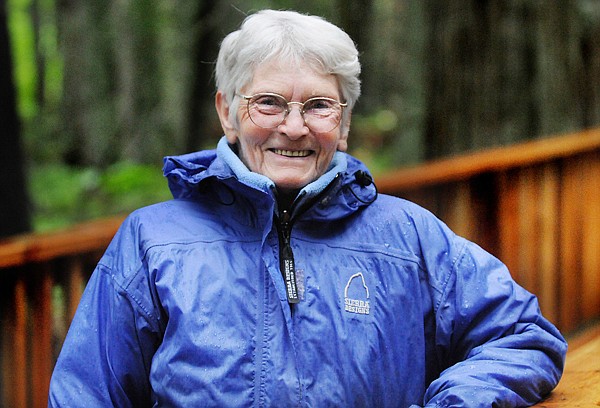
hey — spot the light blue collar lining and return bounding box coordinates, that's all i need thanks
[217,137,274,192]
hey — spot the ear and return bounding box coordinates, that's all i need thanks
[215,91,238,144]
[337,112,351,152]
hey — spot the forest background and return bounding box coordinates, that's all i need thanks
[1,0,599,235]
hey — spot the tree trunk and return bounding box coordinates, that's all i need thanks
[114,0,165,163]
[57,0,118,165]
[185,0,221,152]
[0,0,31,236]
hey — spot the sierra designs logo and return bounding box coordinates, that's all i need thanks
[344,272,370,315]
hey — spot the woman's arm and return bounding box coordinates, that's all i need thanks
[424,239,567,407]
[48,219,162,407]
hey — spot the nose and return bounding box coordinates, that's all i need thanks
[278,104,309,139]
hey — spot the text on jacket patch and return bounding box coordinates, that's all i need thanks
[344,272,370,315]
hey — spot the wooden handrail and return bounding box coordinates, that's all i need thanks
[375,127,600,192]
[0,215,125,269]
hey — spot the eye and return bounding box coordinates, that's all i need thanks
[304,98,341,118]
[251,94,286,115]
[304,98,336,111]
[254,95,279,105]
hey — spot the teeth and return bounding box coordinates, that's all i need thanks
[273,149,311,157]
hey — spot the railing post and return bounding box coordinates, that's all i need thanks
[31,266,54,408]
[11,275,28,407]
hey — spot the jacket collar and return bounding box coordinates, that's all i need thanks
[163,136,377,219]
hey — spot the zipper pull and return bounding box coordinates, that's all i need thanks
[279,210,300,304]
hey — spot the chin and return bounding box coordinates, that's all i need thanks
[274,178,312,192]
[270,172,314,189]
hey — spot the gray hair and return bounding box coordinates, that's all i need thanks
[215,9,361,133]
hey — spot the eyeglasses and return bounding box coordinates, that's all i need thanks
[238,92,347,133]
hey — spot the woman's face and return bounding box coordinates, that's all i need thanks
[216,60,349,193]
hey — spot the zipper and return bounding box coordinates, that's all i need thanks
[277,209,300,304]
[274,174,343,305]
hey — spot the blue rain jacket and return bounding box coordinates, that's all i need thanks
[49,137,566,407]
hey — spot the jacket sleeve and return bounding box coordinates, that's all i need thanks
[423,233,567,407]
[48,220,162,407]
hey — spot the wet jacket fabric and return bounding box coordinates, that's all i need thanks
[49,137,566,407]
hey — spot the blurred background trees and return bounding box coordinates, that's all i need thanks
[3,0,600,232]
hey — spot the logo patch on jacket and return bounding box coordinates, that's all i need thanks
[344,272,370,315]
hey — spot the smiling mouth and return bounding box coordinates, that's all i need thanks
[271,149,312,158]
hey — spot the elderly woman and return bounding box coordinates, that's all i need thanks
[49,9,566,408]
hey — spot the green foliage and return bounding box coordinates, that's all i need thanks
[38,0,63,106]
[7,0,37,119]
[101,162,173,213]
[8,0,62,119]
[349,110,402,175]
[29,162,172,231]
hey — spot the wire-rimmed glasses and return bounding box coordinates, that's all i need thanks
[238,92,347,133]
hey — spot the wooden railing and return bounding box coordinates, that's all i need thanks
[376,127,600,333]
[0,216,125,408]
[0,127,599,407]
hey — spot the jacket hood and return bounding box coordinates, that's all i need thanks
[163,136,377,220]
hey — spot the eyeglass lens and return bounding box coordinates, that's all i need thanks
[247,94,343,132]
